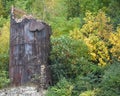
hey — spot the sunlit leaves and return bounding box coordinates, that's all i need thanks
[46,78,73,96]
[0,21,10,55]
[0,0,6,17]
[69,11,113,66]
[0,20,10,88]
[51,17,81,37]
[0,21,10,69]
[109,26,120,60]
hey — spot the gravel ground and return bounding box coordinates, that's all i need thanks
[0,86,46,96]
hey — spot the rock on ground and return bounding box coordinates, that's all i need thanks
[0,86,46,96]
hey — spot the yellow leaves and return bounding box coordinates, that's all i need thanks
[86,38,109,66]
[69,10,120,65]
[96,11,109,23]
[79,89,100,96]
[81,11,113,39]
[109,26,120,60]
[98,58,106,66]
[69,28,83,40]
[116,27,120,35]
[70,12,109,38]
[84,11,95,22]
[69,11,112,66]
[90,52,96,60]
[0,21,10,54]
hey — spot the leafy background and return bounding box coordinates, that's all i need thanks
[0,0,120,96]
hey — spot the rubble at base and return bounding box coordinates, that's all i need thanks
[0,86,46,96]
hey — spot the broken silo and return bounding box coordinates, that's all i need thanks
[9,7,52,88]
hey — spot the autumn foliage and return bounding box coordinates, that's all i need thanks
[0,0,120,96]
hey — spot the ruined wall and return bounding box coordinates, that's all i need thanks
[9,8,52,88]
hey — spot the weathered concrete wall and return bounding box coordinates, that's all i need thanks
[9,9,52,88]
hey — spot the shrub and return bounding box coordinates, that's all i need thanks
[46,78,73,96]
[0,71,10,88]
[69,11,113,66]
[109,26,120,61]
[96,61,120,96]
[50,36,91,83]
[72,65,103,96]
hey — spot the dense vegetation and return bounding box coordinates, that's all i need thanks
[0,0,120,95]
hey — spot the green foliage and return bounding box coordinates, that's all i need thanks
[65,0,105,19]
[96,61,120,96]
[79,89,99,96]
[31,0,46,19]
[46,78,73,96]
[0,1,120,96]
[50,36,91,83]
[45,0,67,21]
[0,16,7,28]
[0,71,10,88]
[0,21,10,88]
[65,0,81,19]
[106,0,120,28]
[79,0,104,16]
[102,62,120,89]
[71,65,103,96]
[49,17,82,37]
[0,0,14,18]
[14,0,33,11]
[0,0,6,17]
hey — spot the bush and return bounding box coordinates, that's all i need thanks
[71,64,103,96]
[50,36,91,83]
[46,78,73,96]
[69,11,113,66]
[0,71,10,88]
[96,61,120,96]
[109,26,120,61]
